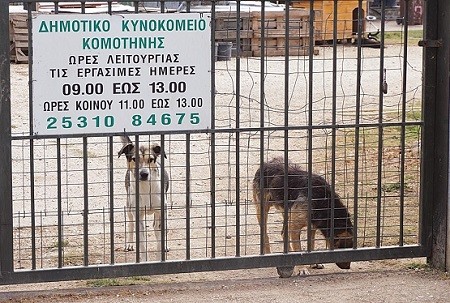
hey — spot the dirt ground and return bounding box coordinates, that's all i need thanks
[1,258,450,302]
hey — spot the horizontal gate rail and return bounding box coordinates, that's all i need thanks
[9,121,424,141]
[1,245,427,285]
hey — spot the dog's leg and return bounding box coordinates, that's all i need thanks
[138,212,147,262]
[153,210,163,259]
[310,229,316,250]
[287,210,302,252]
[125,196,135,252]
[254,202,271,254]
[309,229,324,269]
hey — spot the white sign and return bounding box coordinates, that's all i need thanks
[32,13,211,135]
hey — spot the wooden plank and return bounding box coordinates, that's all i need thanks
[13,41,29,48]
[38,1,108,9]
[252,47,317,57]
[11,28,28,35]
[251,36,312,54]
[251,38,319,56]
[9,13,31,63]
[252,29,310,38]
[9,13,28,21]
[249,8,315,56]
[11,19,28,26]
[215,11,251,31]
[215,30,253,40]
[250,9,310,31]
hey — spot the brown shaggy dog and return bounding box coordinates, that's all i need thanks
[252,157,353,269]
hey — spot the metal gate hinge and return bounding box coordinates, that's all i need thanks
[418,39,443,48]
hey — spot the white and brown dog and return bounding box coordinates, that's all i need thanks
[118,135,169,261]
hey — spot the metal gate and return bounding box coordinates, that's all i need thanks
[1,0,445,285]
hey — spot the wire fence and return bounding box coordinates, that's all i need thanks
[4,0,426,283]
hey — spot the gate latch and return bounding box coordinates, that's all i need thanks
[418,39,443,48]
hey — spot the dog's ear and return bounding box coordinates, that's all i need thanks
[118,143,134,162]
[118,136,135,162]
[151,144,167,159]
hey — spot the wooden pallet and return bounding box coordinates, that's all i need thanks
[251,36,318,57]
[250,9,315,57]
[10,13,29,63]
[250,9,310,33]
[215,11,253,57]
[215,11,252,38]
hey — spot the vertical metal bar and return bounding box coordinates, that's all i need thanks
[376,0,387,248]
[399,0,410,247]
[134,135,140,262]
[329,0,338,251]
[210,2,217,259]
[235,0,242,258]
[40,211,43,268]
[81,1,86,14]
[186,0,191,13]
[27,5,37,270]
[160,135,166,261]
[83,137,89,266]
[0,0,13,275]
[446,0,450,272]
[353,0,364,249]
[258,0,267,256]
[283,1,290,254]
[57,138,63,268]
[109,136,115,264]
[107,0,112,14]
[185,135,191,260]
[134,1,139,13]
[306,0,315,253]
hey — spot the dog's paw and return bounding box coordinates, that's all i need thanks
[310,263,325,269]
[277,266,295,278]
[298,268,311,276]
[124,245,134,252]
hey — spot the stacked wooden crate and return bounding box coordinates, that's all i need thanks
[215,11,253,57]
[293,0,368,43]
[215,8,315,57]
[250,9,312,56]
[9,13,29,63]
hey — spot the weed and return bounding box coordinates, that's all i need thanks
[406,262,428,270]
[86,278,134,287]
[384,30,423,45]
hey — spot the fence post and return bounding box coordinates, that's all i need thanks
[423,0,450,270]
[444,0,450,272]
[0,1,14,277]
